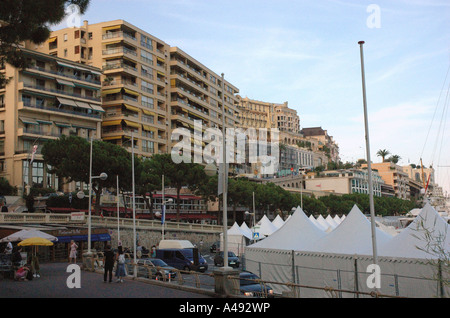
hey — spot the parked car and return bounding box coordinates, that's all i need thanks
[239,271,274,298]
[156,248,208,273]
[210,241,220,253]
[136,258,177,280]
[214,251,240,268]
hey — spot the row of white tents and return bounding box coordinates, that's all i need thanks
[223,203,449,297]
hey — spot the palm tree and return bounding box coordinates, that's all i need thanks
[376,149,390,162]
[389,155,401,164]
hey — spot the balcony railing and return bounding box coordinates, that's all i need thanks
[22,101,102,119]
[27,65,101,85]
[22,83,101,102]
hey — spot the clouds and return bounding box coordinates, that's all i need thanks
[74,0,449,193]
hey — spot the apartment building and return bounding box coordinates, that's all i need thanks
[236,96,276,130]
[362,162,409,199]
[28,20,242,163]
[304,169,384,197]
[275,101,300,134]
[168,46,241,167]
[27,20,171,157]
[300,127,340,163]
[0,48,103,194]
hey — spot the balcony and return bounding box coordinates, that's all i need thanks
[20,101,102,119]
[22,83,101,102]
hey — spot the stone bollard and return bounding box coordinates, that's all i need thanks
[213,268,240,297]
[82,252,95,272]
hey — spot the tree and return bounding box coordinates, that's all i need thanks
[41,136,133,214]
[389,155,401,164]
[376,149,390,162]
[0,0,90,86]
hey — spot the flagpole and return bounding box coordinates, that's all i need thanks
[221,73,229,270]
[131,132,137,278]
[162,174,165,240]
[117,175,120,243]
[358,41,378,271]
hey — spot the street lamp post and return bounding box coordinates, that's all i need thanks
[358,41,378,273]
[87,138,107,254]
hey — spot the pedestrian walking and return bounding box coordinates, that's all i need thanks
[4,241,12,254]
[69,240,78,263]
[115,243,126,283]
[1,200,8,212]
[103,245,115,283]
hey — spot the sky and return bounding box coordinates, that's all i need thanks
[54,0,450,195]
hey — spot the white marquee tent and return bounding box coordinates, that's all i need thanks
[252,215,278,238]
[245,203,449,297]
[378,203,450,259]
[240,222,253,240]
[272,215,285,229]
[249,206,327,251]
[308,205,393,255]
[220,222,251,256]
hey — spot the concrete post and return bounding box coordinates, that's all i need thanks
[213,268,240,297]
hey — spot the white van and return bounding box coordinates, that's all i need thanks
[158,240,194,249]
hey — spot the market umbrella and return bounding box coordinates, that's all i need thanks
[18,237,54,246]
[18,237,53,278]
[1,229,58,243]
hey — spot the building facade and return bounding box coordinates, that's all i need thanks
[28,20,241,165]
[362,162,409,199]
[0,48,103,194]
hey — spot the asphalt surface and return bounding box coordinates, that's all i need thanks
[0,262,210,298]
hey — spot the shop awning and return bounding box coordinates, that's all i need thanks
[103,135,122,141]
[20,117,39,125]
[56,78,75,87]
[48,37,57,43]
[90,104,105,113]
[123,88,139,97]
[102,25,121,32]
[56,233,111,243]
[102,120,122,127]
[74,100,92,110]
[102,88,121,95]
[142,109,155,116]
[142,124,156,132]
[123,120,140,128]
[57,97,78,107]
[123,104,140,112]
[55,122,71,128]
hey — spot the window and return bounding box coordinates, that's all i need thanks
[74,30,80,39]
[140,49,153,65]
[64,33,68,41]
[22,95,31,105]
[141,95,154,109]
[64,49,68,57]
[88,32,93,40]
[141,80,154,94]
[75,45,80,54]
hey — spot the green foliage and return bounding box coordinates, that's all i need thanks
[0,0,91,86]
[0,177,16,195]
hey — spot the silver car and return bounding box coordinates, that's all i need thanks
[136,258,177,280]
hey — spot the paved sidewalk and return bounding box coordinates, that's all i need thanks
[0,262,210,298]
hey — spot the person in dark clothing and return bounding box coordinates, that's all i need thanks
[103,245,115,283]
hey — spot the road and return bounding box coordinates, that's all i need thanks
[0,262,210,298]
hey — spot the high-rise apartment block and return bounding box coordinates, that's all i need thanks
[0,48,103,194]
[28,20,240,160]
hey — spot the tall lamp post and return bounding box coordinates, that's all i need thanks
[87,138,107,254]
[358,41,378,272]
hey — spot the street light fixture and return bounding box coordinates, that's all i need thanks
[244,210,256,243]
[155,198,173,240]
[87,137,107,255]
